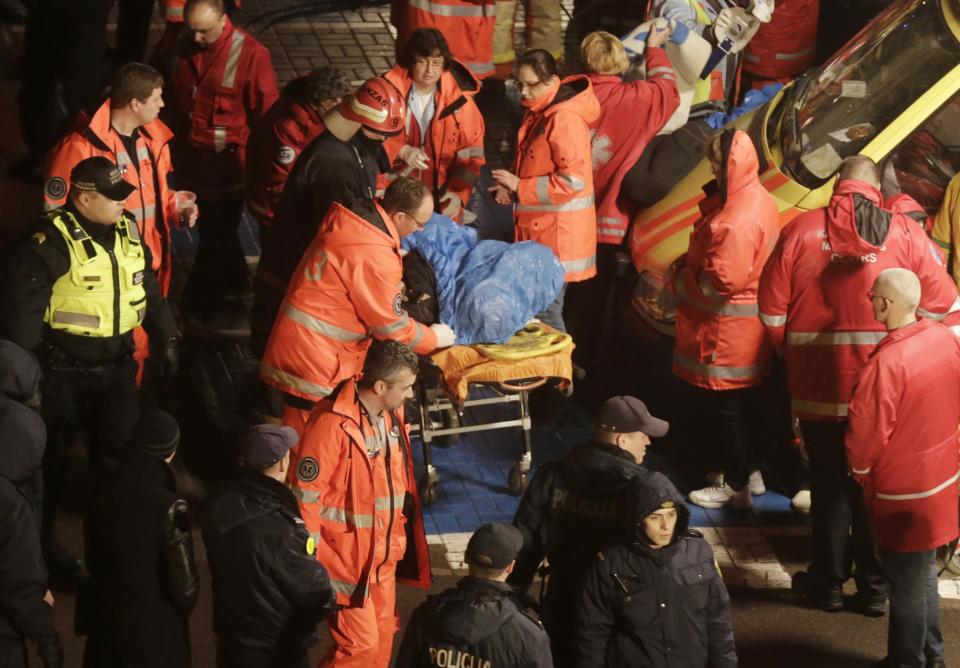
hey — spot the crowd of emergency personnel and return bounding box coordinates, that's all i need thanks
[1,0,959,666]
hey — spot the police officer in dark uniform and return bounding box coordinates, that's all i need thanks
[203,425,338,668]
[576,473,737,668]
[395,523,553,668]
[509,396,669,668]
[0,156,179,571]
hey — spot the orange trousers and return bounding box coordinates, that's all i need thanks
[320,570,398,668]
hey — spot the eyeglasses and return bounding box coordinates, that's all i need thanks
[867,292,893,303]
[414,57,445,69]
[510,77,546,92]
[402,211,431,229]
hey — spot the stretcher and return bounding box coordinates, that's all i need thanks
[409,325,575,505]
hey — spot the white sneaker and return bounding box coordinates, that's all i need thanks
[791,489,811,514]
[748,470,766,496]
[689,483,752,509]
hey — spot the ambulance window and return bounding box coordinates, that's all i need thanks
[780,0,960,188]
[880,93,960,216]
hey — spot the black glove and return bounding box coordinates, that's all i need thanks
[159,337,180,377]
[38,632,64,668]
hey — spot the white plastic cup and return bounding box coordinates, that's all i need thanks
[175,190,197,215]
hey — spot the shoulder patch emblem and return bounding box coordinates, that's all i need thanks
[297,456,319,483]
[393,293,403,316]
[276,145,297,165]
[45,177,67,201]
[32,232,46,245]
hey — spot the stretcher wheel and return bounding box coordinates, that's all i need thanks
[420,478,441,505]
[437,408,460,447]
[508,464,529,495]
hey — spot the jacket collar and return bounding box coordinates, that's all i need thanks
[228,467,301,517]
[875,317,936,352]
[79,99,174,150]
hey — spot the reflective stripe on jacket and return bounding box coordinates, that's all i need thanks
[514,76,600,282]
[382,61,486,220]
[744,0,818,80]
[291,380,430,607]
[44,211,147,338]
[670,130,779,390]
[391,0,497,79]
[759,185,960,420]
[43,99,177,295]
[846,318,960,552]
[260,202,438,402]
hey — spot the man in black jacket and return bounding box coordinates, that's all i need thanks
[576,473,737,668]
[0,399,63,668]
[509,395,669,667]
[395,523,553,668]
[204,424,338,668]
[82,410,199,668]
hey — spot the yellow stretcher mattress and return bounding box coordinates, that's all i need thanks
[429,326,575,404]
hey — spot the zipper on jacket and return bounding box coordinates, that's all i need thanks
[107,246,121,336]
[376,413,397,578]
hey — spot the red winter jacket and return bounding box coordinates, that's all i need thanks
[846,318,960,552]
[587,48,679,245]
[669,130,780,390]
[246,79,326,227]
[758,180,960,420]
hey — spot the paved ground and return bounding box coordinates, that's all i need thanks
[2,1,960,665]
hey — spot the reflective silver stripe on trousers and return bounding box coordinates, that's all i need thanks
[673,352,764,380]
[791,399,848,417]
[675,281,758,317]
[375,314,410,336]
[562,256,596,273]
[535,176,550,204]
[557,172,585,192]
[293,487,321,504]
[318,506,375,529]
[455,147,485,160]
[876,470,960,501]
[374,494,406,510]
[221,31,245,89]
[759,312,787,327]
[517,194,594,213]
[213,127,227,152]
[284,303,367,342]
[408,0,489,16]
[785,331,887,345]
[52,311,101,329]
[260,363,334,399]
[597,226,626,239]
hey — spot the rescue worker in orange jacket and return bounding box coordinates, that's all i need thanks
[260,177,455,435]
[391,0,497,81]
[490,49,600,332]
[167,0,278,326]
[383,29,486,224]
[666,129,780,510]
[292,339,431,668]
[246,67,352,230]
[743,0,818,89]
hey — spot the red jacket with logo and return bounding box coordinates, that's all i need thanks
[846,318,960,552]
[43,100,178,294]
[669,131,780,390]
[758,180,960,420]
[168,18,278,195]
[246,79,326,227]
[587,47,679,245]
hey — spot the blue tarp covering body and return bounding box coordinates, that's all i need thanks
[402,213,564,344]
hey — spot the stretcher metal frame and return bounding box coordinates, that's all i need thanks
[409,364,547,505]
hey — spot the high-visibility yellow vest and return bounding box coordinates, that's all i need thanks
[44,210,147,338]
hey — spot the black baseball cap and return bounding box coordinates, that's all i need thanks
[70,156,136,201]
[598,396,669,437]
[239,424,299,469]
[465,523,523,569]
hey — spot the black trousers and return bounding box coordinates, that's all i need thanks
[181,198,249,321]
[564,243,620,372]
[800,420,886,598]
[216,643,309,668]
[0,641,27,668]
[40,355,140,541]
[115,0,157,64]
[686,384,760,490]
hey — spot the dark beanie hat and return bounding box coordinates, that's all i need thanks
[131,410,180,458]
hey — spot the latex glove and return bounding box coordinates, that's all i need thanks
[38,632,64,668]
[430,323,456,348]
[438,192,462,219]
[491,169,520,193]
[398,145,429,171]
[646,17,672,48]
[159,337,180,377]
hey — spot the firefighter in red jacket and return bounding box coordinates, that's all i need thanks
[292,340,430,668]
[382,28,486,224]
[246,67,352,230]
[665,129,779,510]
[743,0,818,89]
[490,49,599,333]
[758,156,960,615]
[566,28,679,372]
[391,0,497,81]
[260,177,454,435]
[167,0,278,326]
[847,268,960,667]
